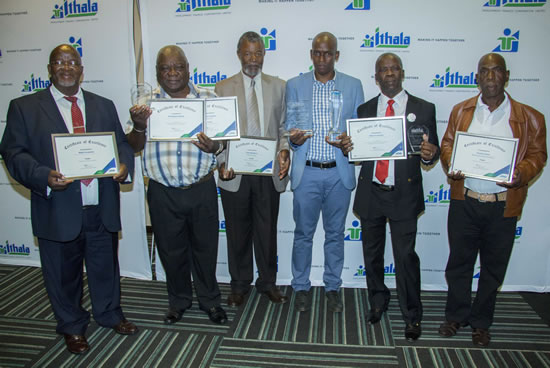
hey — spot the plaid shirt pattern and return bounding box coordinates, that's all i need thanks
[308,75,336,162]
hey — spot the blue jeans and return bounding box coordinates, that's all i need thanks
[291,166,351,292]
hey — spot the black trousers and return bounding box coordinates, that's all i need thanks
[445,197,517,329]
[148,178,221,310]
[38,205,124,335]
[360,187,422,325]
[220,175,280,294]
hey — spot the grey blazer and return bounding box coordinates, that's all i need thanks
[214,72,289,192]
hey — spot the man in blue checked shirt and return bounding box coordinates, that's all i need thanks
[127,45,227,326]
[286,32,364,313]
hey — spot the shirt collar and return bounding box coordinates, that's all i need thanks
[380,89,406,107]
[476,92,510,114]
[313,70,338,84]
[241,71,262,86]
[50,84,83,101]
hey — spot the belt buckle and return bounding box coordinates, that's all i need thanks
[477,194,487,203]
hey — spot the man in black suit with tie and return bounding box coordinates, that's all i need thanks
[0,44,137,354]
[342,53,439,341]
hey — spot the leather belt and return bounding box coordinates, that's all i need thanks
[306,160,337,169]
[464,188,506,202]
[372,181,394,191]
[178,171,214,190]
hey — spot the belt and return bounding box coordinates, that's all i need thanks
[372,181,394,191]
[177,171,214,190]
[464,188,506,202]
[306,160,337,169]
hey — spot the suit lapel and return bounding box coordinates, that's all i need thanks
[38,89,69,133]
[83,90,98,132]
[261,73,275,138]
[234,74,248,136]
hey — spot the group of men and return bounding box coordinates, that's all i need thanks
[0,29,545,355]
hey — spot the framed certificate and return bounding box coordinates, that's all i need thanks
[204,97,240,140]
[148,99,204,140]
[52,132,120,179]
[226,136,277,176]
[449,132,519,182]
[347,116,407,162]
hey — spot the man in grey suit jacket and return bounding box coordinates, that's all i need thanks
[215,31,290,307]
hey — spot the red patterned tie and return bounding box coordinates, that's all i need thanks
[64,96,92,185]
[374,99,394,184]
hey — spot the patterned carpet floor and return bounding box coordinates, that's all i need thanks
[0,264,549,368]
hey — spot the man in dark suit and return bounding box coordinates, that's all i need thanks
[344,53,439,341]
[214,31,290,307]
[0,44,137,354]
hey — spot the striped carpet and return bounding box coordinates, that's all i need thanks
[0,264,549,368]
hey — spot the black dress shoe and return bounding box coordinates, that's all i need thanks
[201,306,228,325]
[405,322,421,342]
[262,288,289,304]
[64,334,90,354]
[227,293,245,307]
[438,320,465,337]
[472,328,491,347]
[367,307,386,324]
[294,291,310,312]
[113,319,138,335]
[164,308,186,324]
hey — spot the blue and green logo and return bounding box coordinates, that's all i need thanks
[484,0,545,7]
[515,226,523,240]
[361,27,410,49]
[21,74,51,93]
[51,0,98,19]
[176,0,231,12]
[0,241,31,256]
[219,220,226,233]
[260,28,276,51]
[425,184,451,204]
[354,265,366,277]
[430,67,477,89]
[192,68,227,87]
[345,0,370,10]
[69,36,83,57]
[345,220,362,241]
[493,28,520,53]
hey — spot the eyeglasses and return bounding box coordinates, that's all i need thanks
[50,60,81,68]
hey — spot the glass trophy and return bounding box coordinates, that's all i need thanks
[131,82,152,106]
[284,101,312,136]
[328,90,343,141]
[407,125,429,155]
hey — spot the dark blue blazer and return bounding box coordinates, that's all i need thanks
[353,92,440,221]
[0,88,134,242]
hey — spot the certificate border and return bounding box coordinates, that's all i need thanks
[148,98,205,141]
[51,132,120,180]
[205,96,241,141]
[449,131,519,183]
[347,116,407,162]
[226,136,277,176]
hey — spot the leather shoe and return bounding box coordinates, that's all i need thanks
[367,307,386,324]
[164,308,186,324]
[326,291,343,313]
[438,320,464,337]
[405,322,421,342]
[227,293,245,307]
[472,328,491,347]
[201,306,228,325]
[64,334,89,354]
[113,319,138,335]
[262,288,288,304]
[294,290,310,312]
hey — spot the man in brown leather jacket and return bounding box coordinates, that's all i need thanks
[438,53,547,347]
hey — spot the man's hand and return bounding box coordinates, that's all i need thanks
[218,163,235,181]
[289,129,312,146]
[113,163,129,183]
[47,170,73,191]
[193,132,220,154]
[325,132,353,155]
[420,134,438,161]
[278,149,290,179]
[447,170,465,181]
[129,104,152,131]
[497,167,522,188]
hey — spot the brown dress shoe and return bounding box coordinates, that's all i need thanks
[64,334,89,354]
[227,293,245,307]
[438,321,462,337]
[113,319,138,335]
[263,288,289,304]
[472,328,491,347]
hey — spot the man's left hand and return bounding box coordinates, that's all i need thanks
[497,167,522,188]
[113,163,128,182]
[325,132,353,155]
[193,132,220,154]
[278,149,290,179]
[420,134,437,161]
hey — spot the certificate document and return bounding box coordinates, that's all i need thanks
[347,116,407,162]
[226,137,277,176]
[449,132,519,182]
[204,97,240,140]
[149,99,204,140]
[52,132,119,179]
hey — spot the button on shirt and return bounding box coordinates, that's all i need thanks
[139,83,217,187]
[308,72,336,162]
[465,94,513,194]
[372,90,408,186]
[242,71,265,136]
[50,85,99,205]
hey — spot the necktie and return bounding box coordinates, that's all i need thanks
[375,99,394,184]
[247,79,261,137]
[64,96,92,185]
